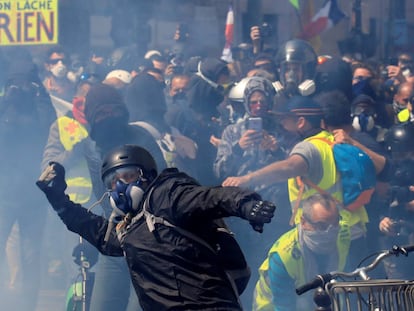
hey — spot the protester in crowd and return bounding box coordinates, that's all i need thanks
[125,66,198,177]
[82,83,166,311]
[186,57,232,185]
[103,69,132,93]
[392,81,414,124]
[43,45,76,102]
[316,90,392,268]
[0,55,56,311]
[222,95,370,271]
[250,53,278,81]
[253,193,350,311]
[41,75,100,296]
[214,76,289,306]
[350,93,388,144]
[36,144,276,311]
[379,122,414,280]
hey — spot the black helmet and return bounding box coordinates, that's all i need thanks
[101,144,158,182]
[275,39,317,85]
[384,123,414,153]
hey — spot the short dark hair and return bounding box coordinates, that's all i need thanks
[45,45,66,61]
[315,90,352,127]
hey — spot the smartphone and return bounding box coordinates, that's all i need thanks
[247,117,263,131]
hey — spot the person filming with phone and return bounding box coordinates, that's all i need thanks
[214,76,289,307]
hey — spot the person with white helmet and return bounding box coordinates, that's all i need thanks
[214,76,291,307]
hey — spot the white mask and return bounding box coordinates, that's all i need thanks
[50,62,68,78]
[301,225,339,254]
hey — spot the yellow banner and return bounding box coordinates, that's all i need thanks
[0,0,58,45]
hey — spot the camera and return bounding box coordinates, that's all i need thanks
[259,22,273,38]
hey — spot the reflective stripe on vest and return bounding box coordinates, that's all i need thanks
[253,225,350,311]
[57,116,92,204]
[288,131,368,228]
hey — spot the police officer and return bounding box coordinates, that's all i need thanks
[36,144,276,311]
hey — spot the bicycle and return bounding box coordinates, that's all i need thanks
[296,244,414,311]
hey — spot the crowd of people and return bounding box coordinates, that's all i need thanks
[1,19,414,311]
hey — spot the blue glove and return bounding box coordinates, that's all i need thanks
[243,200,276,233]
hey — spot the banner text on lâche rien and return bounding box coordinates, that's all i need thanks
[0,0,58,45]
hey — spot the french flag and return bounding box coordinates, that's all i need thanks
[221,5,234,63]
[299,0,346,40]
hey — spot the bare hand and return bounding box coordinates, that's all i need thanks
[222,175,251,187]
[250,26,261,43]
[379,217,398,236]
[260,132,278,151]
[239,129,263,149]
[210,135,221,148]
[332,129,354,145]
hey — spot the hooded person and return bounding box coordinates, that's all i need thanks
[82,83,166,311]
[84,83,165,166]
[179,57,231,185]
[125,69,168,132]
[187,57,230,122]
[214,77,289,308]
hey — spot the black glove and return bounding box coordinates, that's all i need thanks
[36,162,67,206]
[242,200,276,233]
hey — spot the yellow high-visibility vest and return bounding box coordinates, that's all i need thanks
[57,116,92,204]
[288,131,368,229]
[253,225,350,311]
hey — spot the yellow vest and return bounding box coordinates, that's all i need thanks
[288,131,369,228]
[253,225,350,311]
[57,116,92,204]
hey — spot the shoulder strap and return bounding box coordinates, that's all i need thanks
[131,188,243,301]
[306,136,334,146]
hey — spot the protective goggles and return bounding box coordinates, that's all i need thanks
[103,166,144,190]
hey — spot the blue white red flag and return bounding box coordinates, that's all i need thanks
[221,5,234,63]
[299,0,346,40]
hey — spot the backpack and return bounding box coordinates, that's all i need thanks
[130,121,197,170]
[299,138,376,212]
[129,188,251,296]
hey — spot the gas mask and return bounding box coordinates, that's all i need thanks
[351,105,376,132]
[392,99,408,115]
[109,179,145,216]
[396,108,414,123]
[50,62,68,78]
[103,166,146,215]
[352,113,375,132]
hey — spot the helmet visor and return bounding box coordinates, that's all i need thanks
[103,166,143,190]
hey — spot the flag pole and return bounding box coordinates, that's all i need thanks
[292,3,304,37]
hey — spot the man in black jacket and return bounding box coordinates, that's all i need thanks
[37,144,275,311]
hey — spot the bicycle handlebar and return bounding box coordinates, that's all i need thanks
[296,244,414,296]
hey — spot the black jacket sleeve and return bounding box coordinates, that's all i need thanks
[54,195,124,257]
